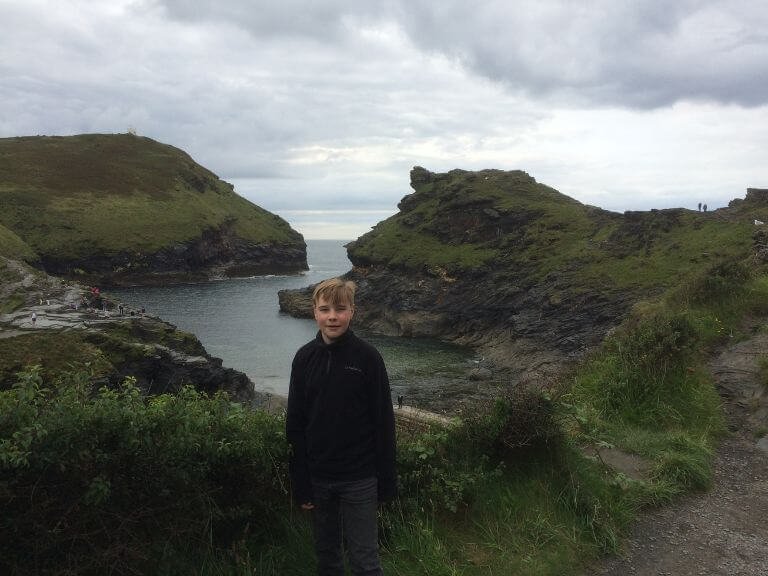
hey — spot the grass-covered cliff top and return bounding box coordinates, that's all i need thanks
[0,134,303,261]
[349,167,768,294]
[0,222,36,262]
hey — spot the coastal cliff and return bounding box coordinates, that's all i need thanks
[280,167,768,378]
[0,134,307,285]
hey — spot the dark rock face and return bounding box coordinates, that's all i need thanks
[0,260,275,407]
[103,336,258,404]
[41,219,307,287]
[111,336,273,410]
[281,263,628,380]
[81,315,269,406]
[746,188,768,202]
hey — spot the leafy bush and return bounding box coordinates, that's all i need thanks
[0,367,287,575]
[396,427,492,514]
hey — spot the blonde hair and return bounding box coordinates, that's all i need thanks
[312,278,356,308]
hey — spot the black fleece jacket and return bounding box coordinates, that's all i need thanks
[286,330,397,505]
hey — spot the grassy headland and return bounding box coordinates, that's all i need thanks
[349,168,765,296]
[0,134,306,281]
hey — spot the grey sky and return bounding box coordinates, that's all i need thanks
[1,0,766,238]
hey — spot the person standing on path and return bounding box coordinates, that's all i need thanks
[286,278,397,576]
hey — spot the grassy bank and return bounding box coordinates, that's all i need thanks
[2,261,767,575]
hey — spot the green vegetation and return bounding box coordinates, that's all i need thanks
[0,222,36,262]
[3,165,768,573]
[0,332,112,387]
[0,134,303,264]
[0,319,206,390]
[3,258,766,575]
[0,370,286,575]
[350,218,499,271]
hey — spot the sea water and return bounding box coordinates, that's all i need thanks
[110,240,475,403]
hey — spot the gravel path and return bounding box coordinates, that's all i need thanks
[587,321,768,576]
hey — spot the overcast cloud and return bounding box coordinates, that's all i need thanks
[1,0,766,238]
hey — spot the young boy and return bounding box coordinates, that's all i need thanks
[286,278,396,576]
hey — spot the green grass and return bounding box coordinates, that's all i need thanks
[576,213,754,292]
[349,218,499,271]
[0,223,36,261]
[0,332,112,388]
[0,317,212,391]
[427,454,624,576]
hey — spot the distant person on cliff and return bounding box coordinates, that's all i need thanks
[286,278,397,576]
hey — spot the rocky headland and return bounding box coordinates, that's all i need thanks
[280,168,768,383]
[0,133,307,286]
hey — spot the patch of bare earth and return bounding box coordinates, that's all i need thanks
[587,319,768,576]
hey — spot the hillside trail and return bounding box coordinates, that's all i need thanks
[586,317,768,576]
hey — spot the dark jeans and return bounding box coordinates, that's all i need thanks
[310,476,383,576]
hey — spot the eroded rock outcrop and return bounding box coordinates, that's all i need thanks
[281,168,768,381]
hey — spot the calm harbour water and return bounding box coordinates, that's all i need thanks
[110,240,474,401]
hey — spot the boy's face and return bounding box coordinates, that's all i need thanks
[314,295,354,344]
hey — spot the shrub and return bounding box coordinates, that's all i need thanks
[396,427,489,514]
[0,366,288,576]
[458,382,563,466]
[576,308,700,425]
[671,260,752,306]
[395,383,562,516]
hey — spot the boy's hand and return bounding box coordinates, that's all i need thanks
[301,502,315,510]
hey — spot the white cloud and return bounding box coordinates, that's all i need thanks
[1,0,766,239]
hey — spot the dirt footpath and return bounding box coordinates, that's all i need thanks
[588,321,768,576]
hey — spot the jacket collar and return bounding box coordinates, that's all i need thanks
[314,329,354,349]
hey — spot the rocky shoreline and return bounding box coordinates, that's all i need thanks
[0,257,277,409]
[39,219,308,288]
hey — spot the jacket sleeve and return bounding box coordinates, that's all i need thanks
[373,352,397,502]
[286,353,312,505]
